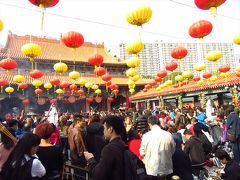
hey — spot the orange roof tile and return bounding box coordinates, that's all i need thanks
[0,32,126,65]
[0,72,152,86]
[130,73,240,100]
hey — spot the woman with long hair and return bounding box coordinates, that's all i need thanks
[1,133,46,180]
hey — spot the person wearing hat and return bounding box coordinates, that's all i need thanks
[140,115,175,180]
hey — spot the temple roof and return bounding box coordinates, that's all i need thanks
[130,73,240,100]
[0,72,152,85]
[0,32,126,65]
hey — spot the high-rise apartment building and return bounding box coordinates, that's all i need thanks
[119,42,235,76]
[119,43,161,76]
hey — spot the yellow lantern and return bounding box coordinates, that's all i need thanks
[32,80,43,88]
[206,51,222,62]
[210,76,218,82]
[126,5,152,26]
[165,80,173,86]
[126,57,141,68]
[175,75,183,82]
[233,33,240,45]
[56,88,64,95]
[13,75,25,83]
[126,68,138,77]
[77,78,87,86]
[92,84,99,90]
[156,86,161,91]
[197,80,204,85]
[130,75,140,82]
[5,87,14,97]
[44,82,52,94]
[0,19,4,32]
[85,82,93,89]
[127,79,135,86]
[182,71,193,79]
[21,43,42,70]
[159,84,166,89]
[5,87,14,93]
[236,66,240,72]
[69,71,80,80]
[95,89,102,95]
[220,72,231,78]
[129,88,135,93]
[125,40,144,54]
[194,63,206,72]
[128,84,136,89]
[53,62,68,74]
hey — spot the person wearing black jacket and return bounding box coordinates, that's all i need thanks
[183,129,206,177]
[85,114,106,162]
[226,105,240,164]
[84,115,126,180]
[133,110,151,134]
[215,149,240,180]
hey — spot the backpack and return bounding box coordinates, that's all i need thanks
[123,147,147,180]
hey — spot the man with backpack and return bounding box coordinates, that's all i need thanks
[84,116,147,180]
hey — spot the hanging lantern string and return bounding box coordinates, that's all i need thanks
[39,4,46,35]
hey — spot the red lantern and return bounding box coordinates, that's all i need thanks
[29,70,44,79]
[171,47,188,60]
[145,84,152,89]
[143,89,148,92]
[112,84,119,90]
[77,89,84,95]
[193,76,201,82]
[0,79,8,86]
[157,70,167,78]
[88,54,104,66]
[165,62,178,71]
[62,31,84,49]
[28,0,59,8]
[236,72,240,77]
[219,65,231,73]
[70,84,77,91]
[50,78,60,86]
[35,88,43,95]
[19,83,28,89]
[173,84,179,88]
[107,97,114,102]
[60,82,69,89]
[194,0,226,11]
[154,76,163,82]
[112,89,119,94]
[150,81,157,87]
[0,79,8,93]
[94,67,106,76]
[86,97,94,103]
[189,20,213,39]
[22,99,30,106]
[0,58,17,71]
[102,74,112,81]
[203,72,212,79]
[105,81,112,87]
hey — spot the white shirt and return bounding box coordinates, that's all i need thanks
[140,125,175,176]
[24,154,46,178]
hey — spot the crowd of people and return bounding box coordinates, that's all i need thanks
[0,104,240,180]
